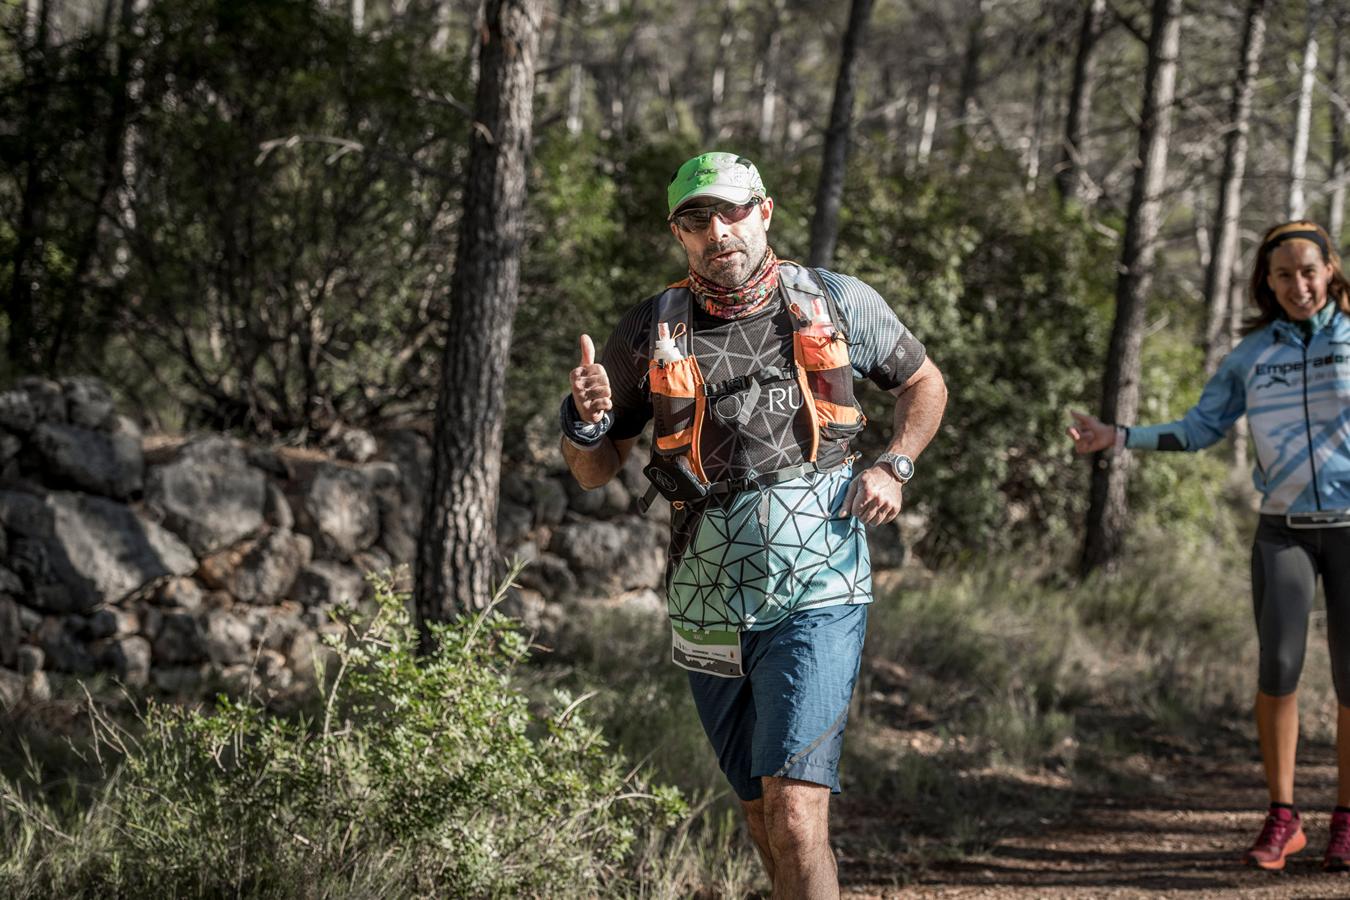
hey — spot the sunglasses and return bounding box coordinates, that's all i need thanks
[670,198,762,233]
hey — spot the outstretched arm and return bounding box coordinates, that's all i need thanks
[842,356,948,525]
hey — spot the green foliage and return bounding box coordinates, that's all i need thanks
[826,152,1117,556]
[0,573,684,898]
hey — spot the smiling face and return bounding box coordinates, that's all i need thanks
[670,196,774,287]
[1266,240,1333,321]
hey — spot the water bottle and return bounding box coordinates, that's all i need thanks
[653,322,684,364]
[802,298,836,339]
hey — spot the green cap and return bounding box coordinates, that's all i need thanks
[667,152,767,215]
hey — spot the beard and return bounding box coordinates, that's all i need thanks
[690,230,767,288]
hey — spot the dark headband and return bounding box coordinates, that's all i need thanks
[1262,229,1329,261]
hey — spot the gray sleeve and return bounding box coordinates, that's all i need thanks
[817,269,926,391]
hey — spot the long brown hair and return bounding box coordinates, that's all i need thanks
[1242,220,1350,335]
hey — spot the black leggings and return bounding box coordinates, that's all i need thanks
[1251,515,1350,701]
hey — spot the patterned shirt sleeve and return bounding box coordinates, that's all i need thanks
[597,296,656,441]
[817,269,926,390]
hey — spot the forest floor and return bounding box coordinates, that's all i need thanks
[834,687,1350,899]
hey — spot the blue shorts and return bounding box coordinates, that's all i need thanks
[686,602,868,802]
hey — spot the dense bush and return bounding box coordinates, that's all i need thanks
[0,574,683,898]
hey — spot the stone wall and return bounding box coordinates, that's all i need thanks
[0,377,910,709]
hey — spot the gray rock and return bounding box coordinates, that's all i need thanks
[500,471,532,506]
[515,552,578,600]
[337,429,378,464]
[263,482,294,531]
[531,478,569,527]
[0,668,23,710]
[110,415,142,442]
[83,606,139,640]
[563,477,633,519]
[228,530,312,604]
[360,460,401,491]
[16,644,43,674]
[245,447,291,480]
[0,390,37,434]
[376,487,417,564]
[36,618,96,675]
[145,436,267,556]
[374,429,429,563]
[351,546,392,579]
[0,566,23,595]
[0,595,16,667]
[242,603,304,652]
[139,606,162,640]
[24,669,51,702]
[257,649,292,691]
[152,665,208,695]
[0,432,21,467]
[30,422,144,499]
[153,611,207,664]
[497,501,534,548]
[203,608,254,665]
[302,465,378,559]
[98,635,151,687]
[549,517,666,595]
[292,560,364,608]
[15,603,41,635]
[156,577,204,610]
[219,664,260,697]
[287,624,341,686]
[60,377,116,430]
[16,377,65,424]
[0,490,196,613]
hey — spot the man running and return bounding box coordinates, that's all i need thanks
[560,152,946,896]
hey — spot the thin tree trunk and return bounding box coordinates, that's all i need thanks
[1289,0,1323,220]
[955,0,985,148]
[1203,0,1266,376]
[756,0,786,148]
[350,0,365,32]
[915,68,939,168]
[1081,0,1183,576]
[1057,0,1107,204]
[807,0,875,268]
[1229,255,1250,471]
[416,0,542,627]
[1330,13,1346,243]
[9,0,52,373]
[705,0,735,140]
[1025,51,1048,190]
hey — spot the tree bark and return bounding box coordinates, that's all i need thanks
[1081,0,1183,576]
[1289,0,1323,221]
[806,0,875,268]
[1330,13,1346,243]
[8,0,52,374]
[915,68,939,168]
[756,0,786,148]
[1202,0,1266,377]
[704,0,736,141]
[416,0,542,627]
[955,0,986,148]
[1057,0,1106,204]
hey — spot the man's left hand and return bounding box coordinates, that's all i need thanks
[841,465,903,525]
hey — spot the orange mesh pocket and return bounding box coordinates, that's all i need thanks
[649,356,700,397]
[793,333,851,372]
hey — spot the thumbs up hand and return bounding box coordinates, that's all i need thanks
[570,334,612,424]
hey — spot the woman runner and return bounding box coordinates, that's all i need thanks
[1070,220,1350,872]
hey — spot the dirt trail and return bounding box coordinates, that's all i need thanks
[839,737,1350,898]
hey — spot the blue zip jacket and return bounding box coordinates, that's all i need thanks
[1127,304,1350,514]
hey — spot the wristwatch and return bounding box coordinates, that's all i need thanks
[875,452,915,484]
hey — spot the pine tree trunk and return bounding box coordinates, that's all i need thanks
[915,69,939,168]
[756,0,786,148]
[807,0,875,268]
[1057,0,1106,204]
[1330,14,1346,243]
[1081,0,1183,576]
[705,0,735,141]
[1203,0,1266,376]
[955,0,985,148]
[416,0,542,628]
[1289,1,1323,221]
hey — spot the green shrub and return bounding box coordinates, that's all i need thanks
[0,573,684,898]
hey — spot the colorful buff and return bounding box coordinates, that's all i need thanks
[687,247,781,319]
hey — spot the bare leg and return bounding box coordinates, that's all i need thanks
[1337,705,1350,808]
[1256,690,1299,804]
[761,776,837,900]
[741,797,776,887]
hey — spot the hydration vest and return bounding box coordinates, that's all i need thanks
[642,264,865,506]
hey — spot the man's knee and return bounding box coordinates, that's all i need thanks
[761,776,830,852]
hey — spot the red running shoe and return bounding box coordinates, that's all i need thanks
[1245,805,1306,871]
[1325,809,1350,871]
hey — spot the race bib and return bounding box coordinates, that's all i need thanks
[671,625,744,678]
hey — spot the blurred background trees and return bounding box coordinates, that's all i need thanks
[3,0,1346,565]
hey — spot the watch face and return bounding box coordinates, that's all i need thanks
[892,455,914,481]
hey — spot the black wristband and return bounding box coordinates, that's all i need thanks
[560,395,612,447]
